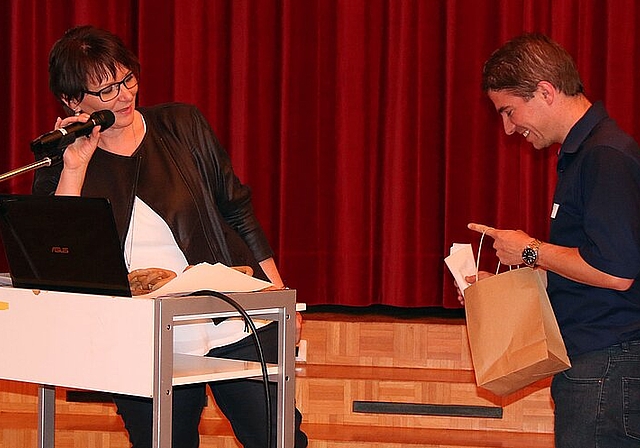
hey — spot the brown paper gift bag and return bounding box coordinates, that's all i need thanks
[464,266,571,396]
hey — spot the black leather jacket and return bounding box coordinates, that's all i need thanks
[32,103,273,280]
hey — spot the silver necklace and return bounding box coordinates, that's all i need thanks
[123,113,144,271]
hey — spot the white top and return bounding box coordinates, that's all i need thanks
[125,197,266,355]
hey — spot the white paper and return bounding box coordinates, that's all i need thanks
[444,243,476,296]
[137,262,273,298]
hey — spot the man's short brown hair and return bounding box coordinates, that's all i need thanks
[482,33,584,99]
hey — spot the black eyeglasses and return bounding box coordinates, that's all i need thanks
[83,72,138,102]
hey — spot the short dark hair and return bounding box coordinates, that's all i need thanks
[481,33,584,99]
[48,25,141,108]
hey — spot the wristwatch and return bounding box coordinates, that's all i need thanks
[522,239,542,267]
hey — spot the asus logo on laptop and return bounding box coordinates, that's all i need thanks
[51,246,69,254]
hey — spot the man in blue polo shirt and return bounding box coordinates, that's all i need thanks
[467,33,640,448]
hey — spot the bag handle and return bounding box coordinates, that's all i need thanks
[476,228,515,282]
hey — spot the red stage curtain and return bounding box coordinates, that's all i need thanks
[2,0,640,308]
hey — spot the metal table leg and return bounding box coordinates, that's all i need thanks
[37,385,55,448]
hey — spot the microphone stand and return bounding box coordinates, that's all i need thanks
[0,157,57,183]
[3,110,114,185]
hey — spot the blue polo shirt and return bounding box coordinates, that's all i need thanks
[548,101,640,358]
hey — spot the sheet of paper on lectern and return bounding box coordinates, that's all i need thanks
[138,262,273,298]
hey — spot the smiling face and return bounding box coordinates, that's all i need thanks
[68,65,139,134]
[487,86,561,149]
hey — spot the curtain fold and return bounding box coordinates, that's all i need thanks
[3,0,640,308]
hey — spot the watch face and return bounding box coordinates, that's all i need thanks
[522,247,537,266]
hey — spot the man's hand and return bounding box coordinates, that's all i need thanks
[468,222,532,266]
[456,271,494,305]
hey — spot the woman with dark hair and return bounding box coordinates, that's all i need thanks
[33,25,308,448]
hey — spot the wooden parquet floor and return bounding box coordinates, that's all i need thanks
[0,306,556,447]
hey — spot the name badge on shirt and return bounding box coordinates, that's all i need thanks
[551,203,559,219]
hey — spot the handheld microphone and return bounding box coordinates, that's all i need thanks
[30,110,116,153]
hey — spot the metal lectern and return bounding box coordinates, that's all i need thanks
[0,287,297,448]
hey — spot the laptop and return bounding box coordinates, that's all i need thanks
[0,194,132,297]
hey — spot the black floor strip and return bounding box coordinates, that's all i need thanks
[66,391,113,403]
[353,401,503,419]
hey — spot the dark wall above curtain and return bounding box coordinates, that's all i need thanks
[2,0,640,308]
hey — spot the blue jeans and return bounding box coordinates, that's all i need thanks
[551,340,640,448]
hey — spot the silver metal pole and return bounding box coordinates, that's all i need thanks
[0,157,54,183]
[37,385,55,448]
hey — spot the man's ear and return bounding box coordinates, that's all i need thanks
[537,81,555,104]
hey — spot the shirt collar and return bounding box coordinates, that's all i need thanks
[560,101,608,156]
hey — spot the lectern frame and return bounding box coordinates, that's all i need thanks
[0,287,296,448]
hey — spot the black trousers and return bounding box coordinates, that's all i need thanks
[113,322,308,448]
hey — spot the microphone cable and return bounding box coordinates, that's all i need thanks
[187,289,273,448]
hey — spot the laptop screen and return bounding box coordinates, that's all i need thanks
[0,194,132,297]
